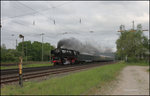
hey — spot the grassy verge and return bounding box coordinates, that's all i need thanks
[125,61,149,66]
[1,62,126,95]
[1,61,51,64]
[1,62,53,70]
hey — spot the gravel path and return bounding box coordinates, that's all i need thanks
[93,65,149,95]
[111,66,149,95]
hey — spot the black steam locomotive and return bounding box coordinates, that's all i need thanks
[51,48,114,65]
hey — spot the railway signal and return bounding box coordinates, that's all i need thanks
[19,34,24,57]
[19,34,24,87]
[19,57,23,87]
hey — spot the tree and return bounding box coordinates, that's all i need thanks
[1,41,55,62]
[1,44,7,62]
[31,41,42,61]
[116,29,149,61]
[1,44,21,62]
[17,41,55,61]
[43,43,54,61]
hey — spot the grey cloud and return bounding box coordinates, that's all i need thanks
[1,1,149,51]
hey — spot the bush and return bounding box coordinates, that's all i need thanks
[127,56,139,63]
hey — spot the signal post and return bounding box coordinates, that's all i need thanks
[19,57,23,87]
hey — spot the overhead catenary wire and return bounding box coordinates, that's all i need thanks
[1,2,71,22]
[2,1,83,31]
[17,1,39,13]
[9,16,52,35]
[17,1,54,22]
[1,2,93,43]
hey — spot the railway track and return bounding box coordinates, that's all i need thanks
[1,61,110,76]
[1,61,117,85]
[1,62,50,67]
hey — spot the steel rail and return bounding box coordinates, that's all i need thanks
[1,61,117,85]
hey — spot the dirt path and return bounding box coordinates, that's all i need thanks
[93,66,149,95]
[109,66,149,95]
[111,66,149,95]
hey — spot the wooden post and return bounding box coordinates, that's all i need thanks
[19,57,23,87]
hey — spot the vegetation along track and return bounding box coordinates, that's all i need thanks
[1,61,117,85]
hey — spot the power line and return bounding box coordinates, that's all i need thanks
[17,1,39,13]
[2,2,71,22]
[11,20,44,34]
[12,20,26,26]
[17,1,54,22]
[2,2,84,31]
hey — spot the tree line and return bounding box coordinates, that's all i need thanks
[1,41,55,62]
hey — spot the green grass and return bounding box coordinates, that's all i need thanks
[125,61,149,66]
[1,62,53,70]
[1,61,19,64]
[1,61,50,64]
[1,62,126,95]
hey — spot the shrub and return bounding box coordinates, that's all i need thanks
[127,56,139,63]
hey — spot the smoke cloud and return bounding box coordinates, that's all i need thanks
[57,37,113,55]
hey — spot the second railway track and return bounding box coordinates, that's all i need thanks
[1,61,117,85]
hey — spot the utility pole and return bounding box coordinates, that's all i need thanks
[11,34,15,49]
[79,18,81,24]
[15,39,18,49]
[12,34,18,49]
[132,20,134,30]
[26,43,27,62]
[50,46,51,62]
[40,33,44,61]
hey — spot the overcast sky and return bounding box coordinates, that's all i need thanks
[1,1,149,52]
